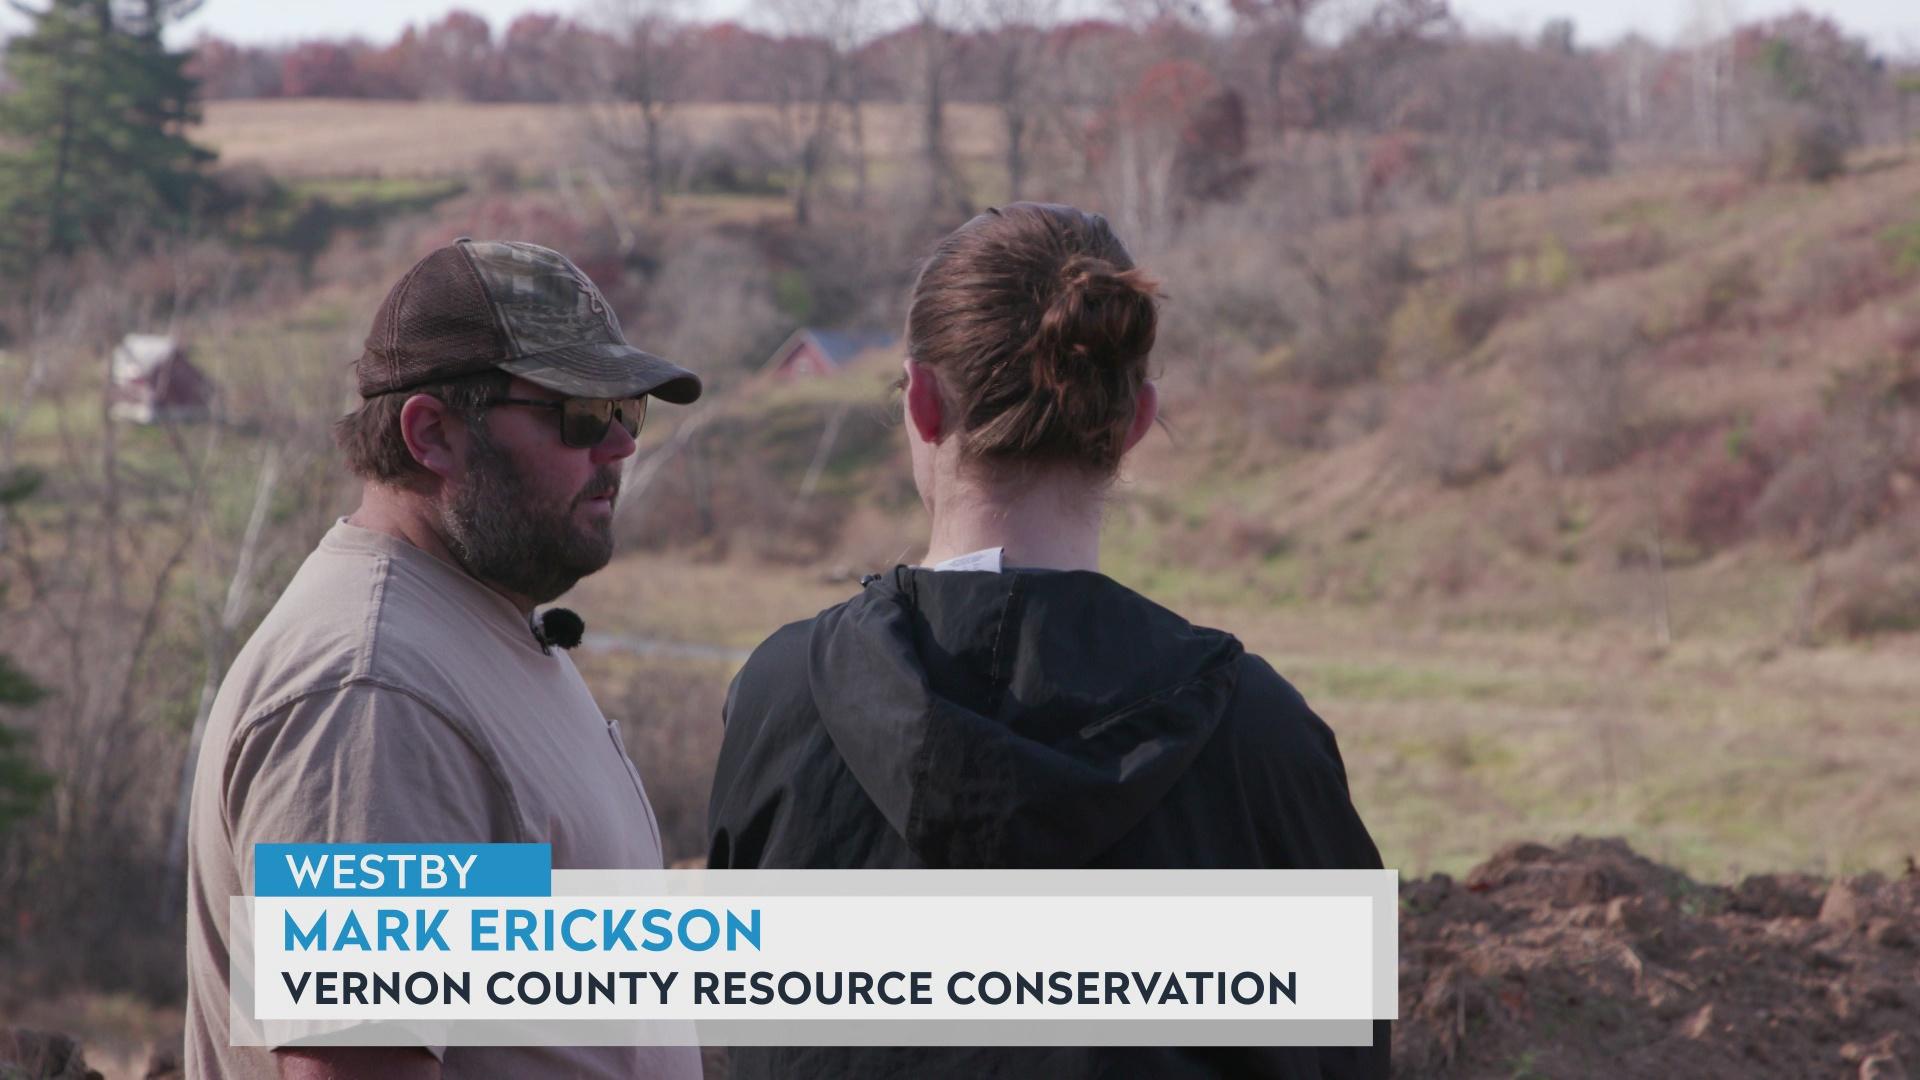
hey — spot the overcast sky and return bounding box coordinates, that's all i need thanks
[1,0,1914,54]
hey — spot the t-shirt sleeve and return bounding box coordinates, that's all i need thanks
[224,682,518,1061]
[224,681,521,893]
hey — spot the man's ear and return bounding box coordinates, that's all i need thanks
[1121,379,1159,455]
[398,393,464,482]
[904,360,946,445]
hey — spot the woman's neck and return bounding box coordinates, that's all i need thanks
[922,468,1105,572]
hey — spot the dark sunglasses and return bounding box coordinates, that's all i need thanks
[482,395,648,448]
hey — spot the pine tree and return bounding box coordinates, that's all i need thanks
[0,0,214,273]
[0,469,52,836]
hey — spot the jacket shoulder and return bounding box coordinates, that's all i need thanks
[1224,653,1341,760]
[730,614,824,715]
[1220,652,1382,871]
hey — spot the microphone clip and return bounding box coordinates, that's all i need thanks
[531,607,585,654]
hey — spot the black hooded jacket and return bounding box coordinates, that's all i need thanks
[708,566,1389,1079]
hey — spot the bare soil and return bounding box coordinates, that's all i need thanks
[1397,837,1919,1078]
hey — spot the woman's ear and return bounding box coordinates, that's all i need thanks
[1121,379,1159,454]
[904,360,946,445]
[398,393,463,483]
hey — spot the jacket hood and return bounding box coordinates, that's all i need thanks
[807,566,1244,867]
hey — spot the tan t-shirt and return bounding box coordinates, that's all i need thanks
[183,519,700,1080]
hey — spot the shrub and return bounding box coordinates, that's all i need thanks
[1679,453,1771,550]
[1698,256,1761,327]
[476,151,521,194]
[1579,225,1667,278]
[1765,235,1897,319]
[1750,381,1903,553]
[1506,234,1578,292]
[1814,513,1920,637]
[1290,317,1387,388]
[602,656,730,864]
[1387,283,1508,377]
[1744,104,1848,183]
[1249,382,1335,451]
[1386,286,1456,377]
[1396,378,1504,487]
[638,233,788,373]
[1451,286,1510,348]
[1532,304,1641,475]
[1326,385,1391,445]
[674,118,787,196]
[1822,571,1920,637]
[1210,509,1294,562]
[1884,218,1920,275]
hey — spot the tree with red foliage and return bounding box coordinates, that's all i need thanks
[413,10,498,101]
[1729,13,1879,181]
[501,13,595,102]
[1088,57,1232,240]
[679,22,785,103]
[353,31,423,98]
[279,41,358,98]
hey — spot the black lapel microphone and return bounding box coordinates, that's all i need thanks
[532,608,585,654]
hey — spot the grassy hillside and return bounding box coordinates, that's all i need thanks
[572,148,1920,882]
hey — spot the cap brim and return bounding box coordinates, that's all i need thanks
[499,342,703,404]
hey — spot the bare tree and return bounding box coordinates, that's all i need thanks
[903,0,973,217]
[1282,0,1448,244]
[1684,0,1740,155]
[843,29,875,205]
[975,0,1058,201]
[0,243,341,990]
[160,442,281,920]
[1397,34,1609,281]
[1226,0,1319,131]
[763,0,874,225]
[586,0,689,216]
[0,268,213,985]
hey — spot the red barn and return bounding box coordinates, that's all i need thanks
[108,334,215,424]
[764,328,898,379]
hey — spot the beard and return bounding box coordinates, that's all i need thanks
[438,424,620,606]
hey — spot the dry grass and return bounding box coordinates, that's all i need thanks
[565,524,1920,886]
[194,100,1010,180]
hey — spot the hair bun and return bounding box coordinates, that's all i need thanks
[904,201,1158,473]
[1032,255,1159,392]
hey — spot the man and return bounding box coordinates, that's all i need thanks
[183,239,703,1079]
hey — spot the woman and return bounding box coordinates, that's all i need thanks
[708,203,1387,1079]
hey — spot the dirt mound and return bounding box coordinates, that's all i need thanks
[1397,837,1919,1078]
[0,1030,103,1079]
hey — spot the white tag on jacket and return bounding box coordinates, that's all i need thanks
[930,546,1004,573]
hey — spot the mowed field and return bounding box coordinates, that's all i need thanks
[194,99,1010,179]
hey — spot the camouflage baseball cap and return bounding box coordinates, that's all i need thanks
[354,238,701,404]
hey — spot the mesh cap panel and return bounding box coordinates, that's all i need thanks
[356,245,506,396]
[352,239,701,403]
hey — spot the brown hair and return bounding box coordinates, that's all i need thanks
[332,370,511,484]
[907,202,1159,475]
